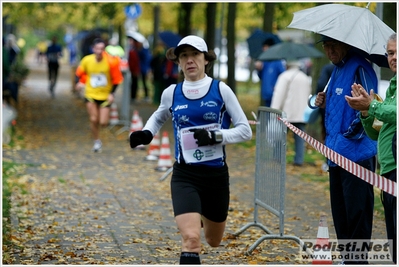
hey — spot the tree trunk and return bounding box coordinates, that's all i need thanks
[178,3,193,36]
[263,3,274,32]
[206,3,217,78]
[226,3,236,93]
[152,4,160,51]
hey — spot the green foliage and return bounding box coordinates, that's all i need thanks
[8,57,29,85]
[0,3,326,43]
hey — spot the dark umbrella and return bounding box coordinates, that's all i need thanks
[247,29,281,59]
[159,31,182,48]
[258,41,324,61]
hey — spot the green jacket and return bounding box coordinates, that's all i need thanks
[360,75,397,175]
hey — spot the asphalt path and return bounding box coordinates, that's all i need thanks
[3,51,390,265]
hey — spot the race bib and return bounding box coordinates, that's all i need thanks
[90,74,107,88]
[180,124,223,163]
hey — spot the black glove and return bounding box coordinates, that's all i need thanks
[130,130,153,148]
[189,128,222,146]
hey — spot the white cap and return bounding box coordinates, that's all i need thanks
[174,35,208,56]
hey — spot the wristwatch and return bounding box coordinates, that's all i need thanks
[212,130,223,143]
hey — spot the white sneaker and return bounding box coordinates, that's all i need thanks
[92,140,102,152]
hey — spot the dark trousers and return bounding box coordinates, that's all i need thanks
[3,80,19,102]
[140,71,149,98]
[48,62,59,93]
[381,169,397,264]
[262,98,271,107]
[329,157,375,264]
[48,62,59,83]
[130,74,139,100]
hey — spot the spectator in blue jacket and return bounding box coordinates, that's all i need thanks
[254,38,286,107]
[315,35,378,265]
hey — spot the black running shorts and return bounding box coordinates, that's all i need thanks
[170,161,230,223]
[85,97,111,108]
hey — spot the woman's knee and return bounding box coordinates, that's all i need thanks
[205,235,222,248]
[181,232,201,249]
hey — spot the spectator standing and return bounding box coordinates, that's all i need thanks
[4,34,21,103]
[150,43,168,105]
[105,37,125,58]
[75,38,123,152]
[6,34,20,66]
[137,40,152,103]
[165,56,180,86]
[129,35,252,264]
[127,35,141,103]
[255,38,286,107]
[36,40,48,64]
[270,60,312,166]
[46,36,63,98]
[345,33,397,264]
[315,35,378,264]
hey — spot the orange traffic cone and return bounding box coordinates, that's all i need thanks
[130,110,145,150]
[155,131,173,171]
[145,132,160,161]
[312,215,332,265]
[130,110,141,133]
[109,102,119,126]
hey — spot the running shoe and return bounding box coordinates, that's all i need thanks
[92,140,102,152]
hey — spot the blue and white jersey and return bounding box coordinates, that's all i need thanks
[143,75,252,168]
[171,79,231,167]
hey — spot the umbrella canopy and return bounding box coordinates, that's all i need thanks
[159,31,182,48]
[247,29,282,59]
[126,31,149,49]
[126,31,146,43]
[258,41,324,61]
[287,3,395,68]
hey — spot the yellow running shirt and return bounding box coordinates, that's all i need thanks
[79,54,113,101]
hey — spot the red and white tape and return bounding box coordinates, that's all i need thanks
[279,117,397,197]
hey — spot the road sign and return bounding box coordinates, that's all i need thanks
[125,4,142,19]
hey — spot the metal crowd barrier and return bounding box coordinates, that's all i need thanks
[233,106,308,255]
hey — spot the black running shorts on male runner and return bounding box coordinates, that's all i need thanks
[85,97,111,108]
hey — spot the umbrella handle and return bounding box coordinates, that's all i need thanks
[307,94,319,109]
[308,79,329,109]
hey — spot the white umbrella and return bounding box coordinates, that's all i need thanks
[127,31,146,43]
[126,31,149,49]
[287,3,395,68]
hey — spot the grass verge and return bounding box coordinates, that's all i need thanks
[2,160,29,256]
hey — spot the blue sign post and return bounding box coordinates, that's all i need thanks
[125,4,142,19]
[119,4,142,135]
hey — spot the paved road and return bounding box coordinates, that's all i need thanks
[3,53,390,265]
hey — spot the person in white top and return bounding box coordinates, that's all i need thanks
[129,35,252,264]
[271,60,312,166]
